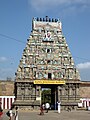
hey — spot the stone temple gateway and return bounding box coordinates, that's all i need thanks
[14,17,81,110]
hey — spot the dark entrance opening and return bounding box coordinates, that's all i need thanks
[47,49,50,53]
[41,85,58,110]
[48,73,52,79]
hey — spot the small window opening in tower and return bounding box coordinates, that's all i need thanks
[47,60,51,64]
[47,49,50,53]
[48,73,52,79]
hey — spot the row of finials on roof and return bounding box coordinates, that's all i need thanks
[33,16,60,22]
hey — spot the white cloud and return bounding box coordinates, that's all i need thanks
[76,62,90,69]
[28,0,90,12]
[0,57,7,62]
[76,62,90,81]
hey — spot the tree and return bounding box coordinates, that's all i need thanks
[41,89,51,104]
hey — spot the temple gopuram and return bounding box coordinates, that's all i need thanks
[14,16,81,110]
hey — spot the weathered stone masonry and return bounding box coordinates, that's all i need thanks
[14,17,81,110]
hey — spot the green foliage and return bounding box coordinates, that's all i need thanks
[41,89,51,104]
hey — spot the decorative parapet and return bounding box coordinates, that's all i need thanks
[32,16,62,32]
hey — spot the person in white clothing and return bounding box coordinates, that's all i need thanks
[57,101,61,113]
[45,103,50,113]
[9,108,13,120]
[14,107,18,120]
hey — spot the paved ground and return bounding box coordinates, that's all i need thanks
[1,110,90,120]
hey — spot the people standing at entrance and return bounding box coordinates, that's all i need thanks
[45,102,50,113]
[14,107,18,120]
[0,102,3,120]
[42,103,45,110]
[9,107,13,120]
[57,101,61,113]
[40,105,44,115]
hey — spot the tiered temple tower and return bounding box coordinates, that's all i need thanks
[14,17,81,110]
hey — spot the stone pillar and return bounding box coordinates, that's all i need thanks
[58,86,62,101]
[36,85,38,96]
[69,84,72,96]
[35,85,41,105]
[51,87,55,106]
[16,83,22,100]
[58,86,60,101]
[36,85,41,96]
[62,85,65,95]
[25,87,29,95]
[76,84,79,96]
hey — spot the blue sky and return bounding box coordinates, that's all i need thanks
[0,0,90,81]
